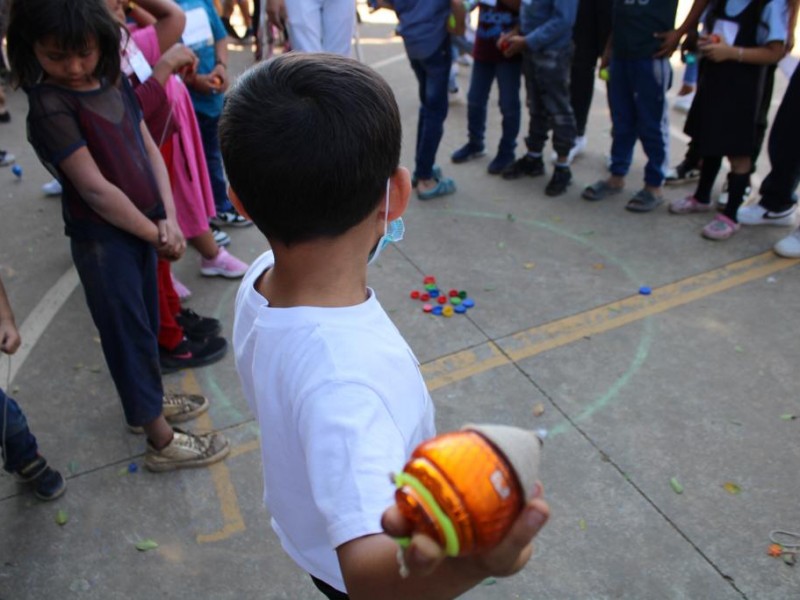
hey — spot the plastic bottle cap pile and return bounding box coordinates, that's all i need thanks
[410,276,475,317]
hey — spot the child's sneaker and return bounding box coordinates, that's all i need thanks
[145,428,230,472]
[127,392,210,433]
[545,165,572,196]
[0,150,15,167]
[16,456,67,501]
[210,224,231,247]
[210,209,252,228]
[159,336,228,373]
[175,308,222,340]
[171,273,192,301]
[42,178,63,196]
[774,228,800,258]
[451,142,485,164]
[200,248,249,278]
[737,204,796,226]
[665,160,701,186]
[701,214,740,240]
[668,196,713,214]
[501,155,545,180]
[549,135,586,165]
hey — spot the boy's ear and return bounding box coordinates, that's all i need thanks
[385,167,412,222]
[228,186,254,222]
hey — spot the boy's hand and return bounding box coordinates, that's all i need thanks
[210,63,229,92]
[0,318,21,355]
[267,0,287,28]
[653,29,682,58]
[501,35,527,58]
[155,219,186,261]
[191,73,224,95]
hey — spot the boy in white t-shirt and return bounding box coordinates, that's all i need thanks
[220,53,550,600]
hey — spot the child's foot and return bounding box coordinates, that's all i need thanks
[127,392,210,433]
[549,135,587,165]
[487,153,514,175]
[210,209,252,228]
[42,178,63,197]
[774,228,800,257]
[545,165,572,196]
[175,308,222,341]
[665,160,701,186]
[200,248,249,278]
[210,224,231,247]
[737,203,797,226]
[501,155,544,180]
[145,428,230,472]
[16,456,67,501]
[451,142,485,164]
[668,196,713,214]
[702,214,740,240]
[0,150,15,167]
[159,336,228,374]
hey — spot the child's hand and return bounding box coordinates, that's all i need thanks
[699,35,732,62]
[191,73,223,95]
[160,43,198,79]
[501,35,527,58]
[210,63,229,92]
[155,219,186,261]
[0,318,21,355]
[653,29,681,58]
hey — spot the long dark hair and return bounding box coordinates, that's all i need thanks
[7,0,122,89]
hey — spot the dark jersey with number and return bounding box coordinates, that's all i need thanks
[612,0,679,59]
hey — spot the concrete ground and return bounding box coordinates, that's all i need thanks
[1,6,799,600]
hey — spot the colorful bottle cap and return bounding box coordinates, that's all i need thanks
[420,293,430,301]
[462,298,475,308]
[639,286,652,296]
[432,306,443,316]
[423,276,436,285]
[459,291,467,299]
[437,296,447,305]
[11,164,22,178]
[450,297,462,306]
[448,289,459,297]
[442,306,454,317]
[425,283,437,291]
[422,304,433,313]
[410,290,421,299]
[430,289,440,298]
[454,305,467,314]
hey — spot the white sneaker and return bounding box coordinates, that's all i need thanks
[550,135,587,165]
[42,179,63,196]
[737,204,797,226]
[145,428,230,472]
[774,228,800,258]
[717,182,752,208]
[673,92,695,113]
[457,54,473,67]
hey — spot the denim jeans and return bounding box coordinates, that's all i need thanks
[0,387,39,473]
[522,46,577,158]
[608,57,672,188]
[196,112,234,214]
[409,38,452,180]
[71,230,164,427]
[467,59,522,159]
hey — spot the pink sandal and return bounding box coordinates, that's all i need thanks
[702,214,741,240]
[669,196,713,214]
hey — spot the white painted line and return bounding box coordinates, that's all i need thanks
[369,52,406,71]
[9,266,79,385]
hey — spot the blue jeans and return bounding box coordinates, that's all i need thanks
[196,112,234,215]
[409,38,452,180]
[71,231,164,427]
[0,388,39,473]
[467,59,522,159]
[608,57,672,188]
[523,46,577,158]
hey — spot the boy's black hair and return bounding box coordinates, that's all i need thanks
[7,0,122,89]
[219,53,402,246]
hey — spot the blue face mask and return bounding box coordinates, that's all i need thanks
[368,179,405,266]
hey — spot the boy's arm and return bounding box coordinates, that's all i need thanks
[654,0,710,58]
[523,0,577,52]
[131,0,187,54]
[0,276,21,355]
[337,497,550,600]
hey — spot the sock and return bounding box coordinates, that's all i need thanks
[526,151,542,159]
[694,156,722,204]
[723,172,751,222]
[554,162,570,169]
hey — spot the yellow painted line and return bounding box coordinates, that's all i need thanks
[421,252,799,387]
[229,439,260,460]
[178,370,246,545]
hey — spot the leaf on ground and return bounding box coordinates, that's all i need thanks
[723,482,741,495]
[483,286,496,292]
[670,477,684,494]
[506,213,516,222]
[55,509,69,526]
[532,403,545,417]
[67,460,79,475]
[780,414,797,421]
[783,553,797,566]
[593,263,605,270]
[497,242,506,249]
[117,466,129,477]
[524,262,536,270]
[578,518,587,531]
[734,345,744,353]
[135,539,159,552]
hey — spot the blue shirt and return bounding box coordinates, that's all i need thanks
[393,0,450,60]
[176,0,226,117]
[520,0,578,52]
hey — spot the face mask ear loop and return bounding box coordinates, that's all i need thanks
[384,178,391,236]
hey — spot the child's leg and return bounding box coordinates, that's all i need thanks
[495,59,522,159]
[752,65,777,174]
[0,387,38,473]
[465,60,496,149]
[285,0,324,53]
[320,0,354,56]
[535,48,576,161]
[70,234,164,428]
[607,58,637,182]
[195,112,234,216]
[632,57,671,192]
[723,157,752,222]
[693,156,723,204]
[523,52,550,156]
[157,259,185,352]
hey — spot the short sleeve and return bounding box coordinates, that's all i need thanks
[206,0,227,42]
[759,0,788,44]
[131,25,162,66]
[27,88,86,168]
[297,382,407,550]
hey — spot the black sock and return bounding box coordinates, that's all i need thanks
[723,172,751,222]
[694,156,722,204]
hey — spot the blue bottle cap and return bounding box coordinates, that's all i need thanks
[639,286,652,296]
[432,306,443,316]
[11,164,22,177]
[429,289,440,298]
[462,298,475,308]
[454,305,467,314]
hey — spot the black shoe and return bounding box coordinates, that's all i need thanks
[176,308,222,341]
[221,17,243,40]
[665,160,702,186]
[502,155,545,180]
[545,165,572,196]
[160,336,228,374]
[16,456,67,501]
[210,223,231,247]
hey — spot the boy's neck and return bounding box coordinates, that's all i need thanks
[258,233,373,309]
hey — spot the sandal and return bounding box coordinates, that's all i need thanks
[582,180,623,201]
[702,214,740,240]
[412,165,442,188]
[417,177,456,201]
[625,189,663,213]
[668,195,713,214]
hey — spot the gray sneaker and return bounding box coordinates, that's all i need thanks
[145,428,230,472]
[127,392,209,433]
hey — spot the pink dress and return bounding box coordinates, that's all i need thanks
[132,26,216,239]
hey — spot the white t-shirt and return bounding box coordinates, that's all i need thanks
[233,251,437,592]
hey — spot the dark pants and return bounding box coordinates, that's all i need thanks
[409,38,452,180]
[570,0,612,135]
[759,65,800,212]
[466,59,522,159]
[608,57,672,187]
[196,111,234,215]
[0,388,39,473]
[311,576,349,599]
[523,46,577,158]
[71,231,164,427]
